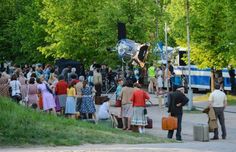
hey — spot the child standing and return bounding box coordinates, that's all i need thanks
[65,81,77,118]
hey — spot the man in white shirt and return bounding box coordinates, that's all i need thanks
[209,84,227,140]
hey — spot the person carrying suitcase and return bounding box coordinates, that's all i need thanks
[209,84,227,140]
[167,86,189,141]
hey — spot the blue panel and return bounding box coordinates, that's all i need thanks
[224,78,230,87]
[174,67,211,72]
[186,75,210,85]
[171,76,182,86]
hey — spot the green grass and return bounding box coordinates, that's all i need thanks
[0,97,170,146]
[193,93,210,102]
[193,94,236,105]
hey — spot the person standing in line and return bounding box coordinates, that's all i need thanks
[9,74,21,103]
[55,75,68,114]
[68,67,78,83]
[65,81,77,118]
[120,80,137,130]
[18,72,27,102]
[167,86,189,141]
[75,76,85,113]
[130,83,150,133]
[0,72,10,97]
[48,73,58,87]
[93,68,102,97]
[27,77,39,109]
[36,77,56,114]
[209,84,227,140]
[80,81,96,121]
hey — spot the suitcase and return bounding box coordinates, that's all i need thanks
[110,114,123,128]
[115,100,121,107]
[115,115,123,128]
[162,116,178,130]
[193,124,209,142]
[145,117,153,129]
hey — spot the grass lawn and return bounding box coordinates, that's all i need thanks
[0,97,171,146]
[193,94,236,105]
[183,107,202,114]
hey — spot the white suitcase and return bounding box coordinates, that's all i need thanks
[193,124,209,142]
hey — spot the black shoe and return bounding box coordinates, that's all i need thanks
[176,138,182,141]
[210,137,219,140]
[222,137,226,140]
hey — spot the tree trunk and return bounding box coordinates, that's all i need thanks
[210,68,215,92]
[228,68,236,95]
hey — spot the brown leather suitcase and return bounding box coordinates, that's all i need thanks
[162,116,178,130]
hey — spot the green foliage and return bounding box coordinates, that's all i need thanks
[167,0,236,69]
[0,97,169,145]
[38,0,162,67]
[0,0,235,69]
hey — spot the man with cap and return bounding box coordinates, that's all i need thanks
[167,86,189,141]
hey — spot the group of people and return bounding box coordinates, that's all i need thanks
[0,62,228,141]
[147,61,175,95]
[0,64,100,120]
[115,79,150,134]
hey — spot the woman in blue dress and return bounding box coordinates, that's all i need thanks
[80,81,96,120]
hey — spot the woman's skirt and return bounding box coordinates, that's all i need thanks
[21,85,27,101]
[58,94,67,108]
[79,96,96,114]
[0,84,9,97]
[65,96,76,114]
[121,103,133,118]
[28,94,39,105]
[54,95,61,112]
[131,107,147,126]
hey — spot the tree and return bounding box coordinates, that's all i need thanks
[0,0,51,65]
[38,0,164,67]
[167,0,236,69]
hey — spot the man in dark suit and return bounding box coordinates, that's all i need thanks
[167,86,189,141]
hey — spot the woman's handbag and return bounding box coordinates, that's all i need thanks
[115,100,121,107]
[143,108,147,115]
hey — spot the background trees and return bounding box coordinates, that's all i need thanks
[0,0,235,68]
[167,0,236,69]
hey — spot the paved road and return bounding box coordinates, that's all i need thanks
[1,142,234,152]
[1,93,235,152]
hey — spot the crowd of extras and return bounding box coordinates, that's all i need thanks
[0,62,176,133]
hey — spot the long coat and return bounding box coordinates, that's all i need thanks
[203,107,218,132]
